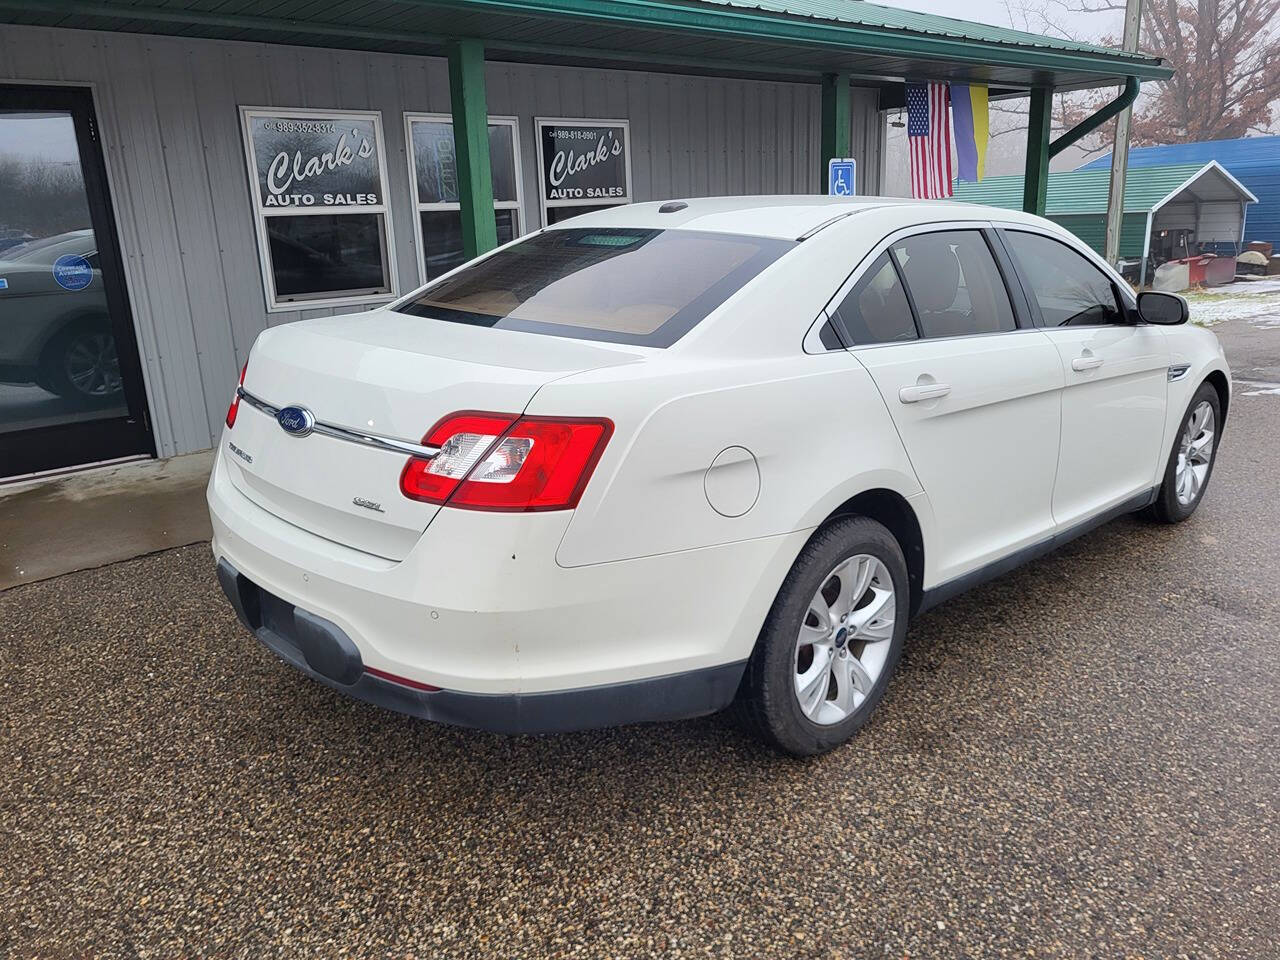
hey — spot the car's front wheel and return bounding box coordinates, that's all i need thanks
[1148,382,1222,523]
[738,516,910,756]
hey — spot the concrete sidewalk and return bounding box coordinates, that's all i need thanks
[0,451,213,590]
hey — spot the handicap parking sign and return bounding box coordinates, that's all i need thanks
[827,158,857,197]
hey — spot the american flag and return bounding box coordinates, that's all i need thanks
[907,82,953,199]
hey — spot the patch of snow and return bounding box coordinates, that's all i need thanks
[1236,379,1280,397]
[1194,278,1280,297]
[1184,283,1280,327]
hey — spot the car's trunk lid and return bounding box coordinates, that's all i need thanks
[223,309,641,560]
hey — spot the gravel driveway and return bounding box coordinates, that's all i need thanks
[3,318,1278,959]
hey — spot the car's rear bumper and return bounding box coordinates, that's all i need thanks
[216,557,745,733]
[207,445,805,730]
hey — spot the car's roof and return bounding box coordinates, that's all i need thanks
[545,196,1050,240]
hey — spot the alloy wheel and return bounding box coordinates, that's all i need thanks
[1175,400,1215,506]
[794,554,896,725]
[64,332,122,398]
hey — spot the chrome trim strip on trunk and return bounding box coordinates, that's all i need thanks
[236,387,440,459]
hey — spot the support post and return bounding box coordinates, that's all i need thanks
[820,72,852,190]
[448,38,496,260]
[1105,0,1143,265]
[1139,211,1153,288]
[1023,86,1052,216]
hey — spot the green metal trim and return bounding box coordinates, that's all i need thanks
[3,0,1174,86]
[1049,76,1140,158]
[406,0,1174,80]
[448,39,497,259]
[2,0,442,46]
[820,73,851,187]
[1023,87,1052,216]
[1,0,829,81]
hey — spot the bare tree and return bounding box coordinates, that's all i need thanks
[1036,0,1280,149]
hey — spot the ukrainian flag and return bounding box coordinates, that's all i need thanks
[951,83,989,182]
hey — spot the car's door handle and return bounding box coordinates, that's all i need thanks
[1072,354,1104,372]
[898,382,952,404]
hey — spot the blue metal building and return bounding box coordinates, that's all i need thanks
[1080,136,1280,248]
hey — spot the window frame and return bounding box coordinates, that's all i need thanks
[403,112,526,285]
[993,225,1136,329]
[816,221,1033,352]
[533,117,633,228]
[239,106,399,313]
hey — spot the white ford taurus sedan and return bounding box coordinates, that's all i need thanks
[209,196,1229,755]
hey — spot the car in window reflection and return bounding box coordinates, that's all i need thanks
[0,228,36,254]
[0,228,122,402]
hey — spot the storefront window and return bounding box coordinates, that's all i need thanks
[535,119,632,227]
[240,108,397,310]
[406,115,523,281]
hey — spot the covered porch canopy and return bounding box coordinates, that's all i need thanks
[2,0,1173,255]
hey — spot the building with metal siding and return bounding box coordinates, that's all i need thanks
[2,24,880,460]
[0,0,1170,480]
[952,162,1257,283]
[1079,135,1280,248]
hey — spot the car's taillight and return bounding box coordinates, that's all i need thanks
[399,413,613,512]
[400,412,518,505]
[225,361,248,428]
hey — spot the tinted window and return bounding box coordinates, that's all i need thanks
[1003,230,1124,327]
[891,231,1016,339]
[817,319,845,350]
[267,214,390,300]
[831,252,917,345]
[421,208,518,281]
[395,227,794,348]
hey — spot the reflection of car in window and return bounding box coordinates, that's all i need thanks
[0,228,36,254]
[0,228,122,402]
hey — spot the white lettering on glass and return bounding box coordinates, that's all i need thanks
[265,127,376,196]
[547,130,624,188]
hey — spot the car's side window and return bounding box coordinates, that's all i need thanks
[816,318,846,350]
[1002,230,1125,327]
[830,252,919,346]
[890,230,1018,339]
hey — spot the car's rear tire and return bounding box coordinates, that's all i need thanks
[737,516,910,756]
[1146,382,1221,524]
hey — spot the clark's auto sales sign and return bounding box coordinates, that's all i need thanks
[245,112,385,209]
[536,119,632,209]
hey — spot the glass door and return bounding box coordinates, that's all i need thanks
[0,84,153,479]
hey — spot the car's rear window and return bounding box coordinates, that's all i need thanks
[394,227,795,347]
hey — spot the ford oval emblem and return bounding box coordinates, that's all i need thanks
[276,404,315,437]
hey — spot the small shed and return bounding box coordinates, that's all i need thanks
[1079,135,1280,249]
[952,161,1257,284]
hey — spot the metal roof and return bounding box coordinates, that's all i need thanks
[0,0,1171,92]
[951,162,1257,216]
[1078,135,1280,172]
[697,0,1160,62]
[1077,136,1280,247]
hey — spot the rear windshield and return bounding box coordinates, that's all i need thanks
[394,227,795,347]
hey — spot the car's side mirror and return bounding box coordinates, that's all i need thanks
[1136,291,1189,325]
